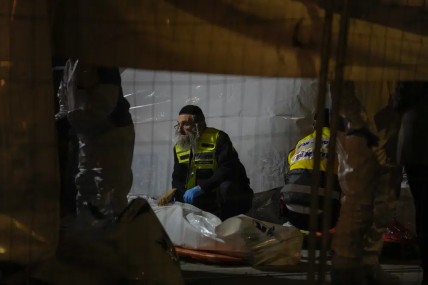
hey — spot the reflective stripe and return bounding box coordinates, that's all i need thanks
[281,184,340,200]
[176,150,191,164]
[201,143,215,148]
[194,152,214,160]
[180,154,190,160]
[195,161,213,165]
[286,204,323,215]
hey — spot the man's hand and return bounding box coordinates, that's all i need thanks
[157,188,177,206]
[183,186,204,205]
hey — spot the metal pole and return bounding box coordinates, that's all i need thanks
[318,0,350,284]
[307,0,334,283]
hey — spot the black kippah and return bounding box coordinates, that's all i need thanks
[179,105,205,120]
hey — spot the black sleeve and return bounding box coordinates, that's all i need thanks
[393,82,409,113]
[96,66,121,86]
[198,132,237,192]
[54,76,71,141]
[75,64,121,90]
[55,114,71,142]
[171,147,187,195]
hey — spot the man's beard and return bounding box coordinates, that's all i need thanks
[176,128,200,152]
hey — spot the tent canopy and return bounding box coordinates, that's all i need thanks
[50,0,428,80]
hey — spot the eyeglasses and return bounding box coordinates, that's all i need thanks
[174,122,193,130]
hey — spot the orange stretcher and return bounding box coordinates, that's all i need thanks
[174,247,245,264]
[174,220,417,264]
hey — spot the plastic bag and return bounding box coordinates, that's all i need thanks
[216,216,303,266]
[30,198,184,285]
[250,187,284,225]
[148,196,303,266]
[150,199,243,254]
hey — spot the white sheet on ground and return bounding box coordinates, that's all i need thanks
[142,196,303,266]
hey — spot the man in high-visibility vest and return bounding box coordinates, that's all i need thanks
[158,105,253,221]
[280,109,341,231]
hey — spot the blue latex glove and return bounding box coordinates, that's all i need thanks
[347,127,379,148]
[183,187,204,204]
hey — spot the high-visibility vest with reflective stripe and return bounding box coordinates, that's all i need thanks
[281,127,341,215]
[288,127,338,173]
[175,127,220,190]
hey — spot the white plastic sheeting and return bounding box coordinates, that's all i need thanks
[145,197,303,266]
[122,69,321,197]
[152,200,243,254]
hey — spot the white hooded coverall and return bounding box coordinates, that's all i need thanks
[331,81,401,267]
[57,60,135,218]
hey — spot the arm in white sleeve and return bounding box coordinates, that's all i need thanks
[56,80,69,118]
[55,60,70,120]
[55,62,72,138]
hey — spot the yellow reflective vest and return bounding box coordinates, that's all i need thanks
[288,127,338,173]
[281,127,341,216]
[175,127,220,190]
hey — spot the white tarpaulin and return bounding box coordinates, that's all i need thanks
[122,70,322,197]
[143,196,303,266]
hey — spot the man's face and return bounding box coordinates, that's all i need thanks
[176,114,200,151]
[176,114,195,140]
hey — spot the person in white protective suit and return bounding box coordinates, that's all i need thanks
[56,60,135,226]
[330,81,402,285]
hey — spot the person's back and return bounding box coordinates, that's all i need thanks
[394,82,428,285]
[280,109,341,231]
[394,82,428,166]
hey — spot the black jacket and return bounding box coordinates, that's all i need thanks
[172,130,251,200]
[393,81,428,165]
